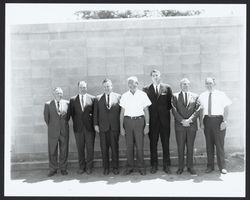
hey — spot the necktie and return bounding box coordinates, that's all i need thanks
[155,86,159,97]
[57,101,60,113]
[208,92,212,116]
[81,95,84,111]
[184,92,188,107]
[107,94,110,109]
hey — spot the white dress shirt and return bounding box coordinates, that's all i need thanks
[54,99,61,113]
[120,89,151,117]
[105,92,113,108]
[181,91,188,104]
[79,94,86,111]
[153,84,160,94]
[198,89,232,116]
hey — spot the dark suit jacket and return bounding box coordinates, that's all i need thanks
[43,99,70,141]
[70,94,95,132]
[143,83,172,127]
[171,92,201,130]
[93,92,121,132]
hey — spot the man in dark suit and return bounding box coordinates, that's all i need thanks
[143,69,173,174]
[93,78,121,175]
[70,81,95,174]
[171,78,201,175]
[44,87,70,177]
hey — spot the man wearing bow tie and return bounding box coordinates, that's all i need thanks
[43,87,70,177]
[143,69,173,174]
[171,78,201,175]
[70,81,95,174]
[93,79,121,175]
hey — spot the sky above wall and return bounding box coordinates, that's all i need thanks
[6,4,246,25]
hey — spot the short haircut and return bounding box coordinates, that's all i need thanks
[150,69,161,76]
[53,87,63,94]
[127,76,138,84]
[180,78,190,84]
[102,78,112,85]
[78,81,87,86]
[205,77,216,84]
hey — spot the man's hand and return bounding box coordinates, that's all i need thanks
[120,127,126,136]
[181,119,190,127]
[94,125,100,133]
[144,125,149,135]
[220,121,227,131]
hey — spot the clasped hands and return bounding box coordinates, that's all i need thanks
[181,119,192,127]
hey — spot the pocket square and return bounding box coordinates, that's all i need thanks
[161,93,167,95]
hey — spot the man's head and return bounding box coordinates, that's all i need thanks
[150,69,161,85]
[78,81,87,95]
[180,78,190,92]
[53,87,63,101]
[102,78,113,95]
[205,77,216,92]
[127,76,139,93]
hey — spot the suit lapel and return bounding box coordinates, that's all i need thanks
[51,100,59,116]
[179,92,186,107]
[158,84,163,97]
[187,92,191,107]
[76,94,84,112]
[149,84,157,99]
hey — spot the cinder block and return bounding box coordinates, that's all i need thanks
[12,77,33,87]
[30,24,49,33]
[164,28,180,36]
[106,63,125,76]
[31,50,50,60]
[221,71,240,82]
[219,43,239,54]
[143,55,163,66]
[60,31,86,40]
[12,86,32,97]
[220,60,240,72]
[124,46,143,57]
[164,35,181,45]
[31,78,51,87]
[164,55,181,65]
[181,54,200,64]
[11,24,32,34]
[11,59,31,69]
[68,58,87,68]
[200,34,219,44]
[50,58,68,68]
[28,33,49,41]
[181,36,200,46]
[14,116,34,126]
[28,39,49,50]
[106,47,124,57]
[181,45,200,54]
[11,49,30,60]
[201,44,220,53]
[163,63,181,73]
[142,29,165,37]
[13,125,34,135]
[163,45,181,54]
[49,39,85,50]
[143,46,162,56]
[32,66,50,78]
[87,63,106,76]
[125,61,144,75]
[201,63,220,72]
[87,57,105,70]
[12,68,31,78]
[49,49,68,58]
[48,23,68,33]
[11,40,30,51]
[103,30,124,38]
[11,33,29,41]
[68,47,86,58]
[106,56,124,66]
[143,35,165,47]
[200,53,220,64]
[66,67,88,77]
[12,106,33,117]
[124,36,143,46]
[181,28,200,35]
[181,64,200,73]
[33,95,52,105]
[87,47,106,57]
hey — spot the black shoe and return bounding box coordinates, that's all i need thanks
[164,166,172,174]
[113,169,119,175]
[86,169,92,174]
[124,168,133,175]
[77,169,85,174]
[205,168,214,173]
[103,169,109,175]
[187,168,197,175]
[176,168,183,175]
[48,170,57,177]
[220,169,227,174]
[150,166,157,174]
[61,170,68,175]
[138,169,146,175]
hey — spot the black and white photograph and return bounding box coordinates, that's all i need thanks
[4,3,246,197]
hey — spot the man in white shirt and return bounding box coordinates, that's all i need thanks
[199,77,232,174]
[120,76,151,175]
[44,87,70,177]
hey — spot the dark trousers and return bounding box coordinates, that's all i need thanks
[74,126,95,170]
[124,117,145,170]
[175,126,196,169]
[48,134,69,171]
[149,122,171,168]
[203,116,226,170]
[99,130,119,170]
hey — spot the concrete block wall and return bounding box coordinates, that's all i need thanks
[10,16,245,162]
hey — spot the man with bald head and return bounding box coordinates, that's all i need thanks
[70,81,95,174]
[44,87,70,177]
[199,77,232,174]
[171,78,201,175]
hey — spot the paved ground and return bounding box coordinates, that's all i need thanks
[6,156,245,197]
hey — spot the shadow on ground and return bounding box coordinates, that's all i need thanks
[11,156,244,185]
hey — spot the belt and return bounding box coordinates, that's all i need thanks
[125,115,144,120]
[205,115,222,118]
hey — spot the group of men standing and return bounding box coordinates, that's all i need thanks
[44,69,232,177]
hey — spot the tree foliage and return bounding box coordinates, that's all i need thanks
[74,10,204,20]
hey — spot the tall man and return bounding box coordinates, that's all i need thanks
[120,76,151,175]
[93,79,121,175]
[143,69,173,174]
[171,78,201,175]
[43,87,70,177]
[199,77,232,174]
[70,81,95,174]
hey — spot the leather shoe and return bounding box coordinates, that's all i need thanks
[48,170,57,177]
[113,169,119,175]
[103,169,109,175]
[176,168,183,175]
[221,169,227,174]
[205,168,214,173]
[187,168,197,175]
[77,169,85,174]
[61,170,68,175]
[150,167,157,174]
[138,170,146,175]
[164,166,172,174]
[124,168,133,175]
[86,169,92,174]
